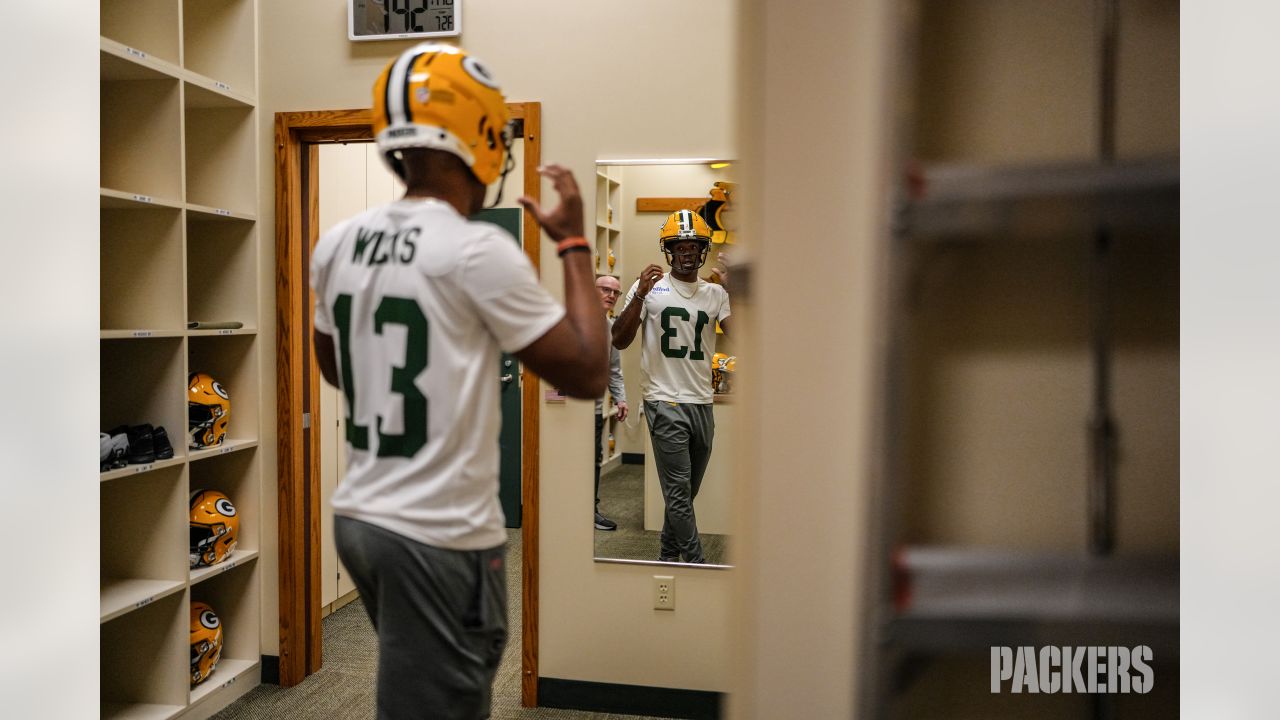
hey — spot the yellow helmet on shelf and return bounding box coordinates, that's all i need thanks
[711,353,737,394]
[190,601,224,686]
[372,43,513,186]
[188,372,230,449]
[190,489,239,568]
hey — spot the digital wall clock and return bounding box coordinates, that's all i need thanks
[350,0,461,41]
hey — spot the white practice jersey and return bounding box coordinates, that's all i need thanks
[620,273,730,405]
[311,197,564,551]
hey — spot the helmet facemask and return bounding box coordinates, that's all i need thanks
[663,239,710,274]
[482,120,517,210]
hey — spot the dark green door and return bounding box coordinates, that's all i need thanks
[472,208,523,527]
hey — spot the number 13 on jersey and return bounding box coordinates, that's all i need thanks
[333,293,429,458]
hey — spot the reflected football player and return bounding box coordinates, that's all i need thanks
[611,209,730,563]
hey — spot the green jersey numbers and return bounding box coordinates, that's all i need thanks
[660,307,711,360]
[333,293,429,458]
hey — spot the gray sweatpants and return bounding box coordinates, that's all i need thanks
[644,400,715,563]
[335,516,508,720]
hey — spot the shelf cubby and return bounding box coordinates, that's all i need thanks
[182,0,257,98]
[186,213,257,329]
[100,0,180,66]
[101,63,182,202]
[101,337,187,451]
[188,334,260,442]
[189,562,261,706]
[184,94,255,214]
[100,590,188,719]
[101,204,185,332]
[188,448,260,557]
[101,466,187,616]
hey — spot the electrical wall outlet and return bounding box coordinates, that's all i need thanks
[653,575,675,611]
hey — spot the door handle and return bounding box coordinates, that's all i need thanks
[500,374,515,383]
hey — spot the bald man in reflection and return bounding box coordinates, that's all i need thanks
[594,275,630,531]
[611,210,730,563]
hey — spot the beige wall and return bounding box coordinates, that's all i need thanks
[730,0,897,717]
[902,0,1180,553]
[256,0,737,690]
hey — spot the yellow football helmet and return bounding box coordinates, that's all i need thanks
[190,489,239,568]
[703,181,737,245]
[372,43,513,190]
[658,209,712,268]
[711,353,737,394]
[190,601,224,686]
[188,372,230,448]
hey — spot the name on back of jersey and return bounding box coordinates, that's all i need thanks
[353,226,420,266]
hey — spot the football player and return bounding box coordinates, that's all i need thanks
[611,209,731,563]
[311,44,605,719]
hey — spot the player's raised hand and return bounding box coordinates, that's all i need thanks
[518,164,584,242]
[637,264,665,297]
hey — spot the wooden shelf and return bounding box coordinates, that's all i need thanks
[100,330,186,340]
[189,335,260,439]
[188,658,259,708]
[100,592,188,712]
[187,327,257,337]
[101,188,184,211]
[100,203,185,332]
[182,0,257,99]
[101,68,182,204]
[191,550,259,587]
[184,74,255,109]
[190,448,261,557]
[100,339,186,449]
[101,578,187,624]
[100,37,183,82]
[101,701,185,720]
[187,202,256,223]
[100,455,186,482]
[187,210,258,330]
[188,438,258,463]
[900,157,1179,243]
[184,95,256,214]
[101,0,180,67]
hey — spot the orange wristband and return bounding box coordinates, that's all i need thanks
[556,236,591,256]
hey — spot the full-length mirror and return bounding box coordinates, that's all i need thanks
[591,159,738,567]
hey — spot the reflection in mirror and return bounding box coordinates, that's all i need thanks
[591,159,737,567]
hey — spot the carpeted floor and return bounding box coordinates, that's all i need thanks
[211,529,669,720]
[594,464,728,566]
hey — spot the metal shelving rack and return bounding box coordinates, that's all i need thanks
[865,2,1179,717]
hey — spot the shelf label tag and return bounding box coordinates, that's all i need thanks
[134,595,155,609]
[125,46,148,60]
[218,329,234,335]
[220,675,237,690]
[214,208,232,216]
[131,194,153,204]
[214,81,231,92]
[133,464,153,474]
[220,445,233,454]
[132,330,153,338]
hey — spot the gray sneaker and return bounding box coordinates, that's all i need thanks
[593,512,617,531]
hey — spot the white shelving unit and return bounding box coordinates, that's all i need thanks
[100,2,262,717]
[595,165,625,465]
[594,165,623,280]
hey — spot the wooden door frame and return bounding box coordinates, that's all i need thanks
[274,103,545,706]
